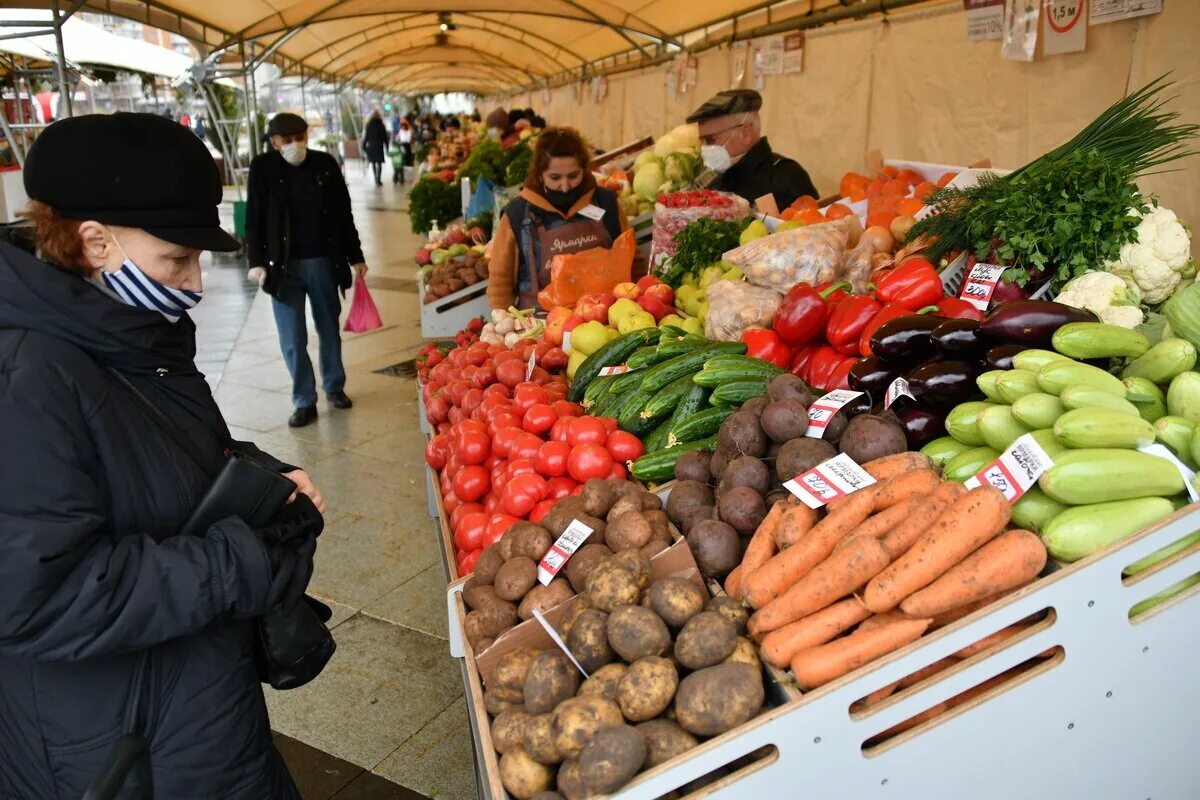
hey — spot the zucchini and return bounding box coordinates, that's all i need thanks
[920,436,975,469]
[568,328,659,402]
[709,379,769,406]
[1039,449,1185,504]
[1011,486,1066,533]
[994,369,1041,404]
[1054,408,1155,449]
[1052,322,1150,360]
[631,435,719,483]
[1154,415,1196,466]
[1061,384,1141,416]
[1124,376,1168,423]
[942,446,1000,483]
[1036,360,1125,397]
[1122,338,1197,384]
[1011,393,1066,430]
[945,401,998,447]
[669,407,734,446]
[1042,497,1175,562]
[640,375,696,420]
[1166,371,1200,423]
[641,344,742,395]
[977,405,1032,451]
[625,345,665,371]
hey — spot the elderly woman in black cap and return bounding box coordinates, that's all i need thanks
[0,113,323,798]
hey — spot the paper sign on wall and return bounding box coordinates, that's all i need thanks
[757,36,785,75]
[782,32,805,74]
[1002,0,1039,62]
[731,41,749,88]
[964,433,1055,502]
[964,0,1005,40]
[1089,0,1160,25]
[1043,0,1087,55]
[785,453,877,509]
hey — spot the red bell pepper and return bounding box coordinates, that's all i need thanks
[815,281,850,311]
[876,257,943,311]
[827,358,857,391]
[934,296,986,321]
[825,294,881,353]
[741,328,792,368]
[774,281,851,347]
[858,302,919,357]
[805,345,846,392]
[789,345,819,381]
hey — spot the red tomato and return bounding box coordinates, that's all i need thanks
[479,394,509,415]
[509,432,545,460]
[454,511,488,551]
[501,473,548,516]
[444,380,470,406]
[545,476,578,501]
[522,403,558,435]
[488,413,522,438]
[568,416,608,446]
[599,417,619,434]
[608,462,627,480]
[483,452,504,471]
[453,419,487,441]
[457,430,491,466]
[452,465,490,502]
[568,442,614,483]
[495,359,527,388]
[492,426,524,459]
[426,394,450,424]
[465,346,489,366]
[424,435,448,470]
[486,513,519,542]
[482,382,511,399]
[447,406,463,425]
[459,550,480,575]
[549,417,573,443]
[529,499,557,524]
[551,400,583,418]
[493,350,522,364]
[435,421,450,435]
[605,430,644,463]
[529,366,551,384]
[449,501,484,533]
[484,492,500,514]
[506,458,538,480]
[470,365,496,389]
[513,385,550,415]
[442,489,459,514]
[490,460,509,490]
[535,440,572,477]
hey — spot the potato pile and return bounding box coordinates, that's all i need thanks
[423,251,490,302]
[462,479,672,652]
[668,373,907,580]
[484,566,766,799]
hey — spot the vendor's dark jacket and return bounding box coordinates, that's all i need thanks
[0,243,299,799]
[717,136,818,211]
[246,148,364,297]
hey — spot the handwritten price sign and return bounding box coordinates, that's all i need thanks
[964,434,1055,502]
[785,453,877,509]
[804,390,864,437]
[959,262,1005,311]
[537,519,594,585]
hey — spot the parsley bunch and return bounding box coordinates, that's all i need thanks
[659,216,750,287]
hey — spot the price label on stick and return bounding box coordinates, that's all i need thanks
[959,262,1005,311]
[525,350,536,381]
[964,433,1055,502]
[884,377,914,409]
[598,365,631,377]
[785,453,877,509]
[804,390,864,438]
[532,608,589,678]
[537,519,594,585]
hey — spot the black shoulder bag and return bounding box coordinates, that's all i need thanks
[107,368,335,690]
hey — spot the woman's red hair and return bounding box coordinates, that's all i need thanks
[18,201,89,275]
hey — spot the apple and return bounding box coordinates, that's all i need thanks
[544,306,573,347]
[577,293,615,323]
[637,294,672,322]
[415,248,432,266]
[612,282,641,300]
[562,314,585,334]
[636,275,662,292]
[445,227,468,245]
[643,283,675,306]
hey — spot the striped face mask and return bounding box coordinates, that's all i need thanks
[101,238,202,323]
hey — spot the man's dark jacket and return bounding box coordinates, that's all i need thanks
[245,148,364,297]
[0,243,299,798]
[717,136,818,212]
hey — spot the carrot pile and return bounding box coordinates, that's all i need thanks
[726,452,1049,691]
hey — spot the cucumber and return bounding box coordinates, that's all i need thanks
[1122,338,1198,384]
[609,367,647,394]
[945,401,998,447]
[995,369,1041,403]
[1061,385,1141,417]
[1036,360,1125,397]
[1054,408,1155,449]
[943,446,1000,483]
[709,380,769,407]
[1011,486,1066,532]
[641,344,742,395]
[669,407,735,446]
[1166,371,1200,423]
[582,374,615,411]
[643,415,675,454]
[568,328,659,402]
[1011,348,1069,373]
[1011,393,1066,430]
[640,375,697,420]
[1124,377,1168,423]
[1039,449,1185,504]
[1052,322,1151,360]
[654,335,711,360]
[625,345,666,371]
[618,381,666,436]
[1154,415,1196,466]
[694,361,784,388]
[1130,574,1200,618]
[1041,497,1175,562]
[920,436,976,469]
[978,405,1033,451]
[975,371,1007,403]
[699,354,786,372]
[657,325,689,339]
[631,435,719,483]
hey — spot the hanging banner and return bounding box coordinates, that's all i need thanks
[1043,0,1087,55]
[758,36,785,75]
[666,68,678,103]
[964,0,1005,40]
[1089,0,1161,25]
[782,32,805,73]
[1002,0,1040,61]
[731,41,749,88]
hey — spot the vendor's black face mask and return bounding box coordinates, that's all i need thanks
[544,183,586,213]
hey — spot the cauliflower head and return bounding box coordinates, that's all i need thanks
[1057,271,1145,329]
[1106,205,1194,305]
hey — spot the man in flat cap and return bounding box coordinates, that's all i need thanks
[246,112,369,428]
[687,89,817,212]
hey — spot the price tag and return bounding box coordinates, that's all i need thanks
[532,608,589,678]
[598,365,631,377]
[884,377,914,409]
[964,433,1055,502]
[804,390,864,438]
[525,350,537,381]
[1138,443,1200,502]
[562,330,572,354]
[784,453,877,509]
[537,519,594,585]
[958,262,1005,311]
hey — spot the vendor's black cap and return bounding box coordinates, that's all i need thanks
[686,89,763,123]
[24,112,239,252]
[267,112,307,137]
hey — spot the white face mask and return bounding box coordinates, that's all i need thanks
[701,143,733,174]
[280,141,307,166]
[488,127,502,140]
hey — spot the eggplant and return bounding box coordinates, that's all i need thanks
[906,360,980,408]
[896,405,947,449]
[932,319,986,360]
[848,356,901,400]
[984,344,1030,371]
[978,300,1097,345]
[870,315,946,364]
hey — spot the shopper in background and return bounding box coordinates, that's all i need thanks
[488,126,628,310]
[485,107,509,141]
[0,112,324,799]
[417,144,441,180]
[395,118,413,185]
[362,108,389,187]
[686,88,817,211]
[246,112,368,428]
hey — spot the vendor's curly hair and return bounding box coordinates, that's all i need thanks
[18,200,90,276]
[525,127,596,194]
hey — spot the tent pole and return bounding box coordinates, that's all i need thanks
[300,66,306,116]
[51,0,72,117]
[0,103,25,168]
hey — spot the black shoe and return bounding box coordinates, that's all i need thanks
[327,391,353,410]
[288,406,318,427]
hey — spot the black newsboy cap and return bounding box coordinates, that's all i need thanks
[267,112,307,137]
[686,89,763,123]
[24,113,239,252]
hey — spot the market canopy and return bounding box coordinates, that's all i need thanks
[0,0,927,94]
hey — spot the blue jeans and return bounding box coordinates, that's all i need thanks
[272,257,346,409]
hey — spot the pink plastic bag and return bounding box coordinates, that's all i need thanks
[344,279,383,333]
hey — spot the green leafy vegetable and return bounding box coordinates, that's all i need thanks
[504,139,533,187]
[458,137,507,185]
[659,216,750,287]
[409,176,462,235]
